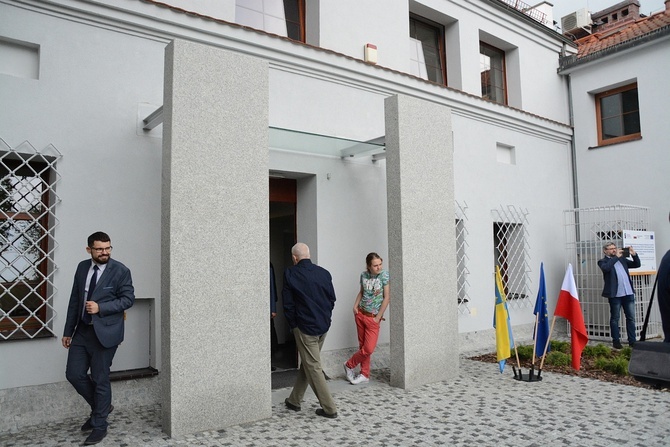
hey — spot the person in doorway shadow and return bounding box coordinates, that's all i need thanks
[270,262,279,370]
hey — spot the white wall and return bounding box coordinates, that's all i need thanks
[568,39,670,252]
[0,3,166,389]
[0,0,575,391]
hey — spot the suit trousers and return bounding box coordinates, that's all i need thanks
[65,324,118,430]
[287,327,337,415]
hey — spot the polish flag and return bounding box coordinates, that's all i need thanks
[554,264,589,370]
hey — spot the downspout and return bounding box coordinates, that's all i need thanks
[567,73,579,210]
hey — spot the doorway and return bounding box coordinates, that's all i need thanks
[270,178,298,371]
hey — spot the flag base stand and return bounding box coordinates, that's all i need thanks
[512,366,543,382]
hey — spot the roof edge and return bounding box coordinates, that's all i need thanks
[558,23,670,72]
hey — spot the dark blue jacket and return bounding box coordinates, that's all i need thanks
[598,254,640,298]
[282,259,336,336]
[63,258,135,348]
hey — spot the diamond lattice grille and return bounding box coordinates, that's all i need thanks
[492,206,531,310]
[0,139,61,340]
[455,201,471,314]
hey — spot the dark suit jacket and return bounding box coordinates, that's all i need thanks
[598,254,641,298]
[63,258,135,348]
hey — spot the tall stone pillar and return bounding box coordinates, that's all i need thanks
[385,94,459,389]
[161,40,270,437]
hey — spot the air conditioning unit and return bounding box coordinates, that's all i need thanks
[561,8,592,32]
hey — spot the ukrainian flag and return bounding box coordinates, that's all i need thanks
[493,266,514,373]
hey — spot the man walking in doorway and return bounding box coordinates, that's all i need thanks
[598,242,640,349]
[282,242,338,418]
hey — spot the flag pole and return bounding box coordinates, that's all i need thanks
[508,315,522,371]
[539,316,557,371]
[532,312,539,366]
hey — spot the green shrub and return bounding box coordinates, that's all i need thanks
[620,346,632,360]
[550,340,571,354]
[582,345,596,357]
[595,356,629,376]
[545,351,570,366]
[591,343,611,358]
[514,345,534,361]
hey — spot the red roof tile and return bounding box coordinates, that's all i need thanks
[575,9,670,58]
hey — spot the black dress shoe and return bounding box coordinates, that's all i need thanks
[84,428,107,445]
[81,405,114,431]
[284,398,301,411]
[315,408,337,419]
[613,341,623,349]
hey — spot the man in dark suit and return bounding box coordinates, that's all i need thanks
[62,231,135,445]
[658,249,670,343]
[598,242,640,349]
[282,242,338,418]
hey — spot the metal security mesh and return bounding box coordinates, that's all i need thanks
[492,205,531,310]
[564,204,660,340]
[0,139,61,340]
[455,201,470,315]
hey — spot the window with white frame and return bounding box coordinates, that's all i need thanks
[0,144,61,341]
[235,0,305,42]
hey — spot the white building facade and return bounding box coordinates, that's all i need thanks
[559,1,670,251]
[1,0,578,435]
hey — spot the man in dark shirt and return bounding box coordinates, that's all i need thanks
[282,242,338,418]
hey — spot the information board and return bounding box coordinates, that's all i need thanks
[623,230,657,273]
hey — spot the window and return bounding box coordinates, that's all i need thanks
[455,201,470,315]
[480,42,507,105]
[409,15,446,85]
[492,206,531,310]
[235,0,305,42]
[595,83,641,146]
[1,147,60,341]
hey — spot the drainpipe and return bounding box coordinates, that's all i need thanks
[567,73,579,210]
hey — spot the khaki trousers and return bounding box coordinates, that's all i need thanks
[286,327,337,414]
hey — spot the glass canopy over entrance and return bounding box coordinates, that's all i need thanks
[142,106,385,160]
[269,127,385,159]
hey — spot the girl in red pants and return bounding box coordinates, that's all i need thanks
[344,252,390,384]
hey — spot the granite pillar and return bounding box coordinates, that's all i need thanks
[161,40,270,437]
[385,94,459,389]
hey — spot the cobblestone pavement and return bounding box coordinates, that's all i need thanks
[2,358,670,446]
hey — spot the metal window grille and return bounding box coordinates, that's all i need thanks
[492,205,531,310]
[455,200,471,314]
[563,204,660,340]
[0,139,61,341]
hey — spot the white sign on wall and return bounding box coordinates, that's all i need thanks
[623,230,657,273]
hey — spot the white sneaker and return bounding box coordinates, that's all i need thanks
[343,363,355,383]
[350,374,369,385]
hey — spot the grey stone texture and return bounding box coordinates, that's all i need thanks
[4,358,670,446]
[161,40,270,437]
[384,94,458,389]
